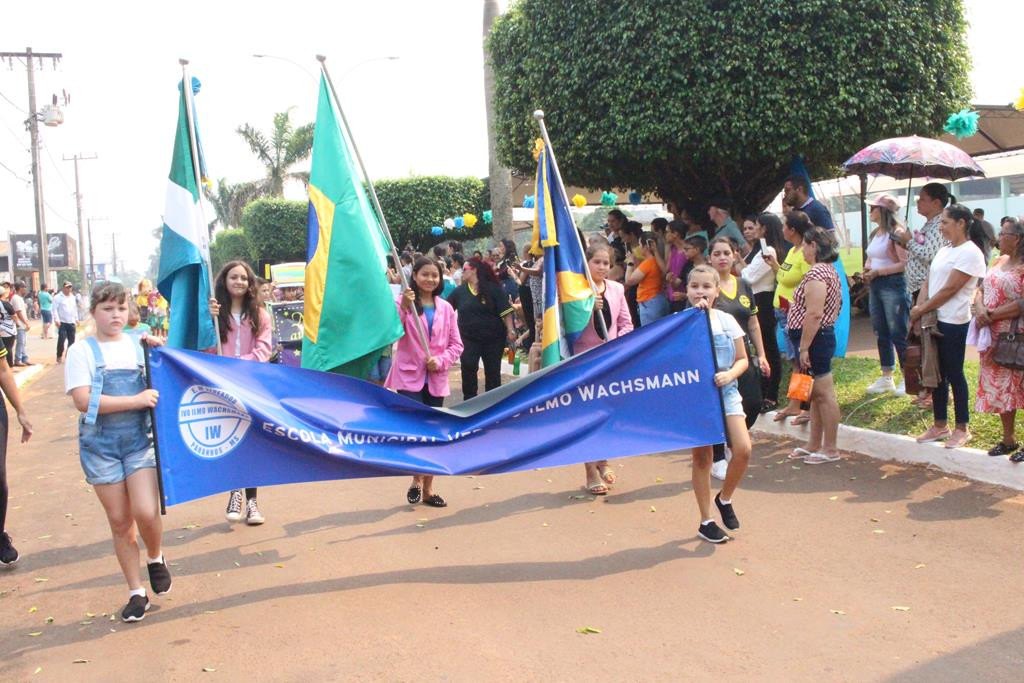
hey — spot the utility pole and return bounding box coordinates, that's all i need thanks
[86,217,107,285]
[0,48,63,288]
[111,233,118,276]
[64,153,97,286]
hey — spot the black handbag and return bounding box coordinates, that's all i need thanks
[993,318,1024,371]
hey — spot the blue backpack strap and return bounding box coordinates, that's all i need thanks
[83,337,106,425]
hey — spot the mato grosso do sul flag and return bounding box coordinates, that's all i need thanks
[150,309,725,506]
[532,139,596,367]
[302,73,402,377]
[157,76,217,351]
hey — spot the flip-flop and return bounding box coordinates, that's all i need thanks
[1011,452,1024,463]
[773,411,798,423]
[406,486,422,504]
[787,447,813,459]
[597,465,616,485]
[804,452,841,465]
[790,414,811,426]
[423,494,447,508]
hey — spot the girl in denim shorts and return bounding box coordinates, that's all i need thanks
[686,266,753,545]
[65,282,170,622]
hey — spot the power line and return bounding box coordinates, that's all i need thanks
[42,197,76,226]
[43,143,73,192]
[0,89,26,114]
[0,158,30,183]
[0,115,27,149]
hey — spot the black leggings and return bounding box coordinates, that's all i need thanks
[0,405,9,534]
[245,488,257,500]
[460,336,505,400]
[755,291,782,402]
[933,321,970,426]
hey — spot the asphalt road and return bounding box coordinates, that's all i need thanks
[1,349,1022,681]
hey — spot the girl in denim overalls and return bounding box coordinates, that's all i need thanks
[65,282,169,622]
[686,266,753,544]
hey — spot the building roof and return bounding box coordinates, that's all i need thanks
[939,104,1024,156]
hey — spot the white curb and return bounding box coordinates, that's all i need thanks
[753,411,1024,492]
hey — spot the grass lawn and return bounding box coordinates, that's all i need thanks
[777,356,1007,450]
[838,247,863,275]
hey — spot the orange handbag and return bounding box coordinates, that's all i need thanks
[787,372,813,402]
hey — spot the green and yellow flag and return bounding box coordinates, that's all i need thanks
[302,74,401,377]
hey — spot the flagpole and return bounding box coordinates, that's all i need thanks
[315,55,430,357]
[532,110,608,338]
[178,59,223,356]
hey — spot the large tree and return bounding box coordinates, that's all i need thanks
[488,0,972,216]
[236,108,314,198]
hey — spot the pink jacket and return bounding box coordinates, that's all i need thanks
[385,297,464,397]
[206,307,273,362]
[575,279,634,353]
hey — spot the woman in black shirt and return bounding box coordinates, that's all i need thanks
[447,258,517,400]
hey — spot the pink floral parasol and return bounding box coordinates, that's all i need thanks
[841,135,984,180]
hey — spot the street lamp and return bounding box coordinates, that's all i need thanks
[252,54,317,81]
[253,54,400,82]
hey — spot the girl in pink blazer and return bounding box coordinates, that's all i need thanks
[207,260,273,525]
[575,244,634,494]
[386,257,464,507]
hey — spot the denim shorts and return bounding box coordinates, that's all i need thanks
[721,381,744,416]
[41,310,52,324]
[775,307,798,360]
[79,436,156,486]
[788,326,836,377]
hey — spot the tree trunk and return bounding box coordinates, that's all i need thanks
[483,0,513,243]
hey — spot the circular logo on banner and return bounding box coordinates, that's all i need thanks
[178,385,252,460]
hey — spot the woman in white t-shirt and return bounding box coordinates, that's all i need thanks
[909,203,990,449]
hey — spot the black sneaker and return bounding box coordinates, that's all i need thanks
[121,594,150,622]
[715,493,740,531]
[0,532,18,566]
[147,558,172,595]
[987,441,1020,457]
[698,520,730,544]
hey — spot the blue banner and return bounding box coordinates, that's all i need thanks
[150,309,726,507]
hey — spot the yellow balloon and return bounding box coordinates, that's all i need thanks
[1016,88,1024,112]
[572,194,587,208]
[463,212,478,228]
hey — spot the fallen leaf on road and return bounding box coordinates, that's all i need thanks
[873,529,885,534]
[649,506,656,512]
[655,477,664,483]
[233,562,240,567]
[183,524,201,529]
[73,659,89,664]
[28,632,42,636]
[830,610,846,615]
[892,606,911,612]
[569,494,587,500]
[45,617,53,623]
[28,606,37,613]
[733,568,744,576]
[202,667,216,673]
[792,598,803,602]
[204,610,216,614]
[85,612,95,618]
[473,485,484,490]
[870,517,880,522]
[542,522,550,527]
[274,564,284,569]
[33,667,42,674]
[915,563,926,569]
[828,496,838,501]
[576,627,601,634]
[415,524,425,528]
[546,478,552,483]
[37,535,51,540]
[79,620,92,625]
[33,577,48,583]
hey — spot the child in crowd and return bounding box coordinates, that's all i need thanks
[65,282,169,621]
[686,265,753,544]
[680,234,708,286]
[123,300,152,340]
[208,261,274,525]
[386,257,464,507]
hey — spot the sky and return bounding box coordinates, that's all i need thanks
[0,0,1019,277]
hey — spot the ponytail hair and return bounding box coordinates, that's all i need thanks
[945,203,990,261]
[921,182,954,208]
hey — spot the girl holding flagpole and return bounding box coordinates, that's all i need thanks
[207,261,273,525]
[574,244,633,494]
[686,265,753,544]
[386,257,464,507]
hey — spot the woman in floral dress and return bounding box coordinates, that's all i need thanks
[973,216,1024,461]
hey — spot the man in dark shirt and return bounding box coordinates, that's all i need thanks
[973,208,996,246]
[783,174,835,230]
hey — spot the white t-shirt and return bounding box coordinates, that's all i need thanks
[865,232,899,270]
[65,335,141,394]
[741,248,776,295]
[10,294,27,329]
[710,307,745,339]
[928,242,987,324]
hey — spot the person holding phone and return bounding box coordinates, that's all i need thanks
[625,233,668,326]
[742,213,788,412]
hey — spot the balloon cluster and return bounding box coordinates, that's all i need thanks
[571,194,587,208]
[628,191,642,205]
[431,212,481,236]
[1015,88,1024,112]
[523,194,536,209]
[600,191,617,207]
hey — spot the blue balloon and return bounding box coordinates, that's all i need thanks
[523,194,535,209]
[454,217,465,229]
[431,226,443,236]
[629,191,642,205]
[177,76,201,94]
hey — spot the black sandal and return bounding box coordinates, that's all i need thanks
[423,494,447,508]
[406,486,422,504]
[987,442,1020,457]
[760,398,779,414]
[1011,452,1024,464]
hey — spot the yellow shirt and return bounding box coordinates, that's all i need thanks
[773,247,809,309]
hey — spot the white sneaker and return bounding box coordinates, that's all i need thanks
[895,379,906,395]
[245,498,265,525]
[711,459,728,481]
[224,490,244,522]
[866,376,896,394]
